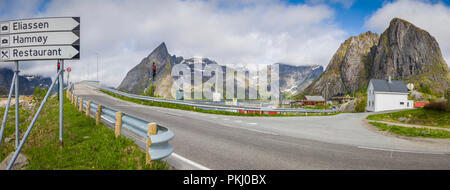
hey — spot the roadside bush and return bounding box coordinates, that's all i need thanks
[354,96,367,113]
[424,102,449,111]
[33,87,47,100]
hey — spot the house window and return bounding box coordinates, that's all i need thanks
[400,102,404,105]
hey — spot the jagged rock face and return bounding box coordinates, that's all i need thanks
[0,68,52,95]
[118,43,323,99]
[278,64,323,95]
[370,18,450,95]
[303,31,379,98]
[117,42,183,98]
[303,18,450,99]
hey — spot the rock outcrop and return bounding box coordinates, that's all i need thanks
[303,18,450,99]
[303,31,379,98]
[369,18,450,95]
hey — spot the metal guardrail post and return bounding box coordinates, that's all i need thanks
[146,122,157,164]
[96,105,102,125]
[86,101,91,116]
[115,112,122,137]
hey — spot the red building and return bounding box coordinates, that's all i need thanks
[302,96,326,105]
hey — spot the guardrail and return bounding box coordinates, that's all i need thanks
[66,90,174,162]
[83,81,337,115]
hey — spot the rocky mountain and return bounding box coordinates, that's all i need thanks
[303,31,379,98]
[118,43,323,99]
[303,18,450,99]
[277,63,323,95]
[0,68,52,95]
[118,42,183,98]
[369,18,449,96]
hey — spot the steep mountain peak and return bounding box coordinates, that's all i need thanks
[149,42,169,60]
[303,30,379,98]
[371,18,449,95]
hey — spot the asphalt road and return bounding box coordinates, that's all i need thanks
[73,84,450,169]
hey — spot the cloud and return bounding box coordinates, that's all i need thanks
[1,0,347,87]
[365,0,450,66]
[306,0,355,8]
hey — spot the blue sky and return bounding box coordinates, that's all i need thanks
[24,0,450,36]
[286,0,450,35]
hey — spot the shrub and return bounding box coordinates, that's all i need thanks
[354,96,367,113]
[424,102,449,111]
[33,87,47,100]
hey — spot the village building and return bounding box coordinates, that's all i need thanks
[302,95,326,106]
[366,77,414,112]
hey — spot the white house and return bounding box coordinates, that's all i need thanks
[366,77,414,112]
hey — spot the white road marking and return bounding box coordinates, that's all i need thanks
[246,128,279,136]
[222,118,229,121]
[247,122,257,125]
[171,153,211,170]
[154,110,182,117]
[234,120,242,123]
[357,146,447,155]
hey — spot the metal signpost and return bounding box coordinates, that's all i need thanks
[0,17,80,169]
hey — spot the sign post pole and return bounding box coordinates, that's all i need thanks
[14,60,19,148]
[59,60,64,147]
[1,16,80,149]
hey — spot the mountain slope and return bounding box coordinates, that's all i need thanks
[369,18,450,96]
[303,31,379,98]
[0,68,52,95]
[117,42,183,98]
[118,43,323,99]
[303,18,450,99]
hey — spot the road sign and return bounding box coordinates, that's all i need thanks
[407,83,414,91]
[0,45,79,61]
[0,17,80,35]
[67,67,71,72]
[0,31,79,48]
[0,17,80,62]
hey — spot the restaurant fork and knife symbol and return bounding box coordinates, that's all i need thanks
[1,50,8,59]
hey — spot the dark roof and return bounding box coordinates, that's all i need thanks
[370,79,408,93]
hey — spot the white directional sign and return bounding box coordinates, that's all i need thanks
[0,17,80,62]
[0,31,80,47]
[0,45,79,61]
[0,17,80,34]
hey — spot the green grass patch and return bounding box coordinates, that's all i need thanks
[0,93,168,170]
[100,89,340,117]
[370,122,450,138]
[367,108,450,128]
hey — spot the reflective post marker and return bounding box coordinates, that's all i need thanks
[14,61,19,148]
[59,60,64,147]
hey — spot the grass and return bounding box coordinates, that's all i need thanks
[0,92,168,170]
[369,122,450,138]
[100,89,340,117]
[367,108,450,128]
